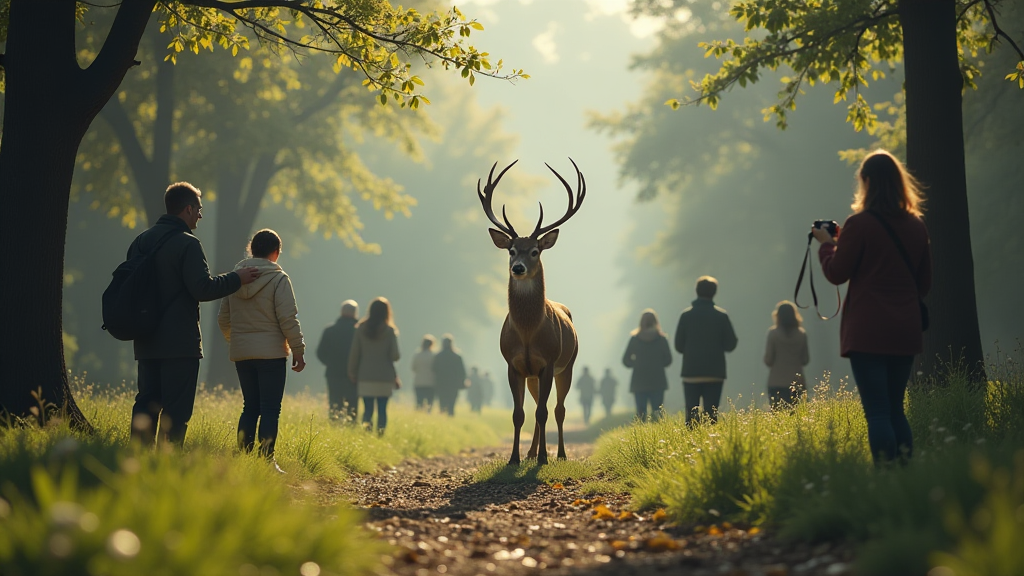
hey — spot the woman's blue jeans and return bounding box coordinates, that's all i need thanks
[362,397,389,432]
[848,352,915,465]
[236,358,287,458]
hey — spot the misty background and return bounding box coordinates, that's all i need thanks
[63,0,1023,418]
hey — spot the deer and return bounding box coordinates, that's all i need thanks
[477,158,586,466]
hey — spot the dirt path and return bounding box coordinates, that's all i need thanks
[321,446,854,576]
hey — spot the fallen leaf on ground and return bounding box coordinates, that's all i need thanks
[644,533,681,551]
[748,527,761,535]
[551,482,564,489]
[609,540,629,551]
[651,508,668,522]
[617,511,638,521]
[707,524,723,536]
[591,505,616,520]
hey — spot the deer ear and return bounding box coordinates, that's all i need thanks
[489,228,513,249]
[538,229,559,250]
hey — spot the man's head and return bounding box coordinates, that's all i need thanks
[695,275,718,299]
[442,334,455,350]
[341,300,358,318]
[165,182,203,230]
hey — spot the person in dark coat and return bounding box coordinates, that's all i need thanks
[432,335,467,416]
[467,367,485,413]
[575,367,597,425]
[623,310,673,421]
[317,300,359,421]
[130,182,259,447]
[814,149,932,465]
[481,371,495,408]
[599,369,618,417]
[675,276,738,426]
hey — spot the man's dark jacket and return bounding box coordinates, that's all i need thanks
[674,298,738,380]
[317,316,357,382]
[128,215,241,359]
[433,349,467,392]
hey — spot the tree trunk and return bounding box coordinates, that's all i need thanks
[0,0,155,427]
[900,0,988,381]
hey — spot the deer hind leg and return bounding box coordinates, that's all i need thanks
[528,377,544,457]
[554,365,573,461]
[534,367,556,465]
[508,366,527,466]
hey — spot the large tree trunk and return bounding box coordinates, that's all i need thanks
[900,0,987,381]
[0,0,155,427]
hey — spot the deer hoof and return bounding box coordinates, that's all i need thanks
[507,456,520,467]
[537,454,549,466]
[557,454,567,461]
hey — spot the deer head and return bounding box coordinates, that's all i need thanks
[477,159,586,281]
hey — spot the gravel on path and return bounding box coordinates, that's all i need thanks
[319,445,855,576]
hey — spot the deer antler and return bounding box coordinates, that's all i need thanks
[478,160,520,238]
[530,158,586,239]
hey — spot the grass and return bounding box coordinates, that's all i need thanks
[589,353,1024,576]
[0,377,503,575]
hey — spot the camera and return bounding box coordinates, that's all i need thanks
[812,220,838,238]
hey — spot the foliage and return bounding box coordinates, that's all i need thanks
[591,352,1024,576]
[664,0,1024,131]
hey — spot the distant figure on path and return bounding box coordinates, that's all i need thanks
[813,149,931,465]
[433,335,467,416]
[348,297,401,434]
[218,229,305,471]
[622,310,673,421]
[130,182,259,447]
[317,300,359,421]
[467,366,485,413]
[599,369,618,418]
[675,276,738,426]
[481,371,495,408]
[575,367,596,425]
[411,334,438,412]
[763,301,809,409]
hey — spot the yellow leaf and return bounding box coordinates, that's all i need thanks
[591,505,616,520]
[617,511,637,521]
[609,540,628,550]
[551,482,564,489]
[644,533,680,551]
[651,508,668,522]
[748,527,761,535]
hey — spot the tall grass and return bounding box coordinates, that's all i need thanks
[591,357,1024,576]
[0,378,503,575]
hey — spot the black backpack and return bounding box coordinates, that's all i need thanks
[101,228,182,341]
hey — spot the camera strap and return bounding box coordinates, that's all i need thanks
[794,234,841,320]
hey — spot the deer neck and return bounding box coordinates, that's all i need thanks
[508,265,546,334]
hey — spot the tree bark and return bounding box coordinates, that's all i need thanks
[900,0,987,381]
[0,0,156,427]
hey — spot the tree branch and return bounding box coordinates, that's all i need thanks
[87,0,160,113]
[99,98,154,198]
[984,0,1024,61]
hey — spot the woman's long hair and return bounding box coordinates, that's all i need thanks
[358,297,395,340]
[772,301,803,335]
[630,308,663,336]
[851,149,925,217]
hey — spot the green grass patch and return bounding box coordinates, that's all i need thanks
[591,358,1024,576]
[0,379,503,575]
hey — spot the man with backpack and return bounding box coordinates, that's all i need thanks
[127,182,259,447]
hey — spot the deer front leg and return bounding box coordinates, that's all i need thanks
[508,365,526,466]
[554,367,573,461]
[535,367,556,465]
[525,377,541,459]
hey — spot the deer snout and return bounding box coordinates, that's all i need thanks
[511,263,527,276]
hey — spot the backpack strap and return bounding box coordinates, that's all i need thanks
[867,211,920,291]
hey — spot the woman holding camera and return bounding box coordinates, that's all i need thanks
[812,149,932,465]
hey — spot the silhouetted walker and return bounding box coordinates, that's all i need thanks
[411,334,438,412]
[599,369,618,418]
[674,276,738,426]
[763,301,809,409]
[128,182,259,448]
[481,371,495,408]
[813,149,932,466]
[218,229,305,472]
[348,297,400,434]
[433,335,468,416]
[317,300,359,421]
[575,367,596,425]
[467,366,485,413]
[477,159,586,465]
[622,309,673,421]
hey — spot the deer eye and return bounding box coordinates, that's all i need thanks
[509,249,516,256]
[531,249,539,257]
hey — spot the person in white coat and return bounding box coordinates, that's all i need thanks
[218,229,305,471]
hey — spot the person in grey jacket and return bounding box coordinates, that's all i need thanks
[348,297,400,434]
[432,335,467,416]
[674,276,738,426]
[317,300,359,421]
[622,310,673,421]
[764,301,809,409]
[129,182,259,447]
